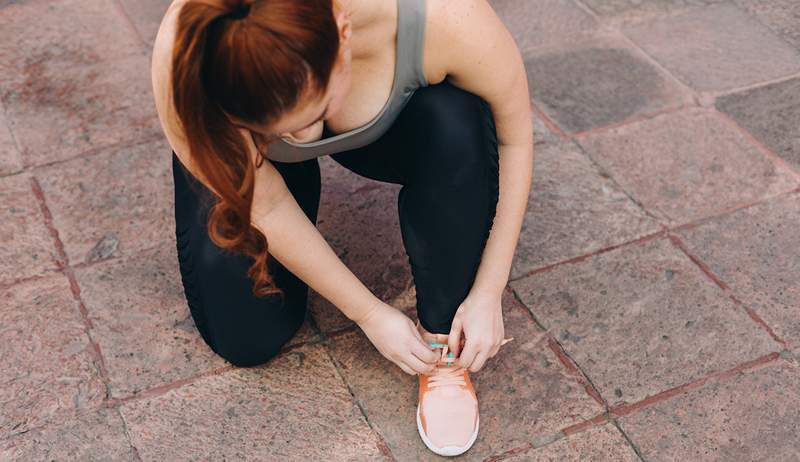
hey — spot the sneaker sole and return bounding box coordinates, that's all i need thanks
[416,403,479,457]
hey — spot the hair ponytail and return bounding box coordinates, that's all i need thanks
[170,0,340,298]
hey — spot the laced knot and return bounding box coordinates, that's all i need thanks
[424,337,516,388]
[425,342,467,388]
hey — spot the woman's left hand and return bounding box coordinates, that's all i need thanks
[447,290,507,372]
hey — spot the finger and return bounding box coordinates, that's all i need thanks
[404,353,435,375]
[411,339,439,365]
[470,349,490,373]
[395,359,417,376]
[458,338,479,370]
[447,318,463,357]
[488,344,500,359]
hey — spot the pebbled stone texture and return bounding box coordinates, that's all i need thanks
[0,172,59,286]
[504,423,639,461]
[0,275,106,439]
[326,289,603,461]
[0,107,22,176]
[734,0,800,50]
[488,0,602,54]
[120,343,388,461]
[577,107,798,226]
[524,35,690,134]
[676,193,800,354]
[0,407,135,461]
[73,242,228,399]
[34,138,174,266]
[623,3,800,92]
[618,360,800,461]
[0,0,159,167]
[510,237,779,406]
[716,77,800,172]
[511,140,659,279]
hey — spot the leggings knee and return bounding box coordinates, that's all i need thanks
[407,83,495,177]
[214,340,283,368]
[208,311,303,368]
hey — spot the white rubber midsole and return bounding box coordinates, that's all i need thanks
[416,403,480,457]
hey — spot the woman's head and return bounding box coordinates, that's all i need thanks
[170,0,349,298]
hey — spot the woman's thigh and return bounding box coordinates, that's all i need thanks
[328,80,500,333]
[171,151,321,367]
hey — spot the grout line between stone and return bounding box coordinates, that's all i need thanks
[706,70,800,102]
[29,176,114,400]
[110,0,149,50]
[508,228,667,284]
[609,351,781,418]
[610,418,647,462]
[26,132,165,174]
[508,286,609,408]
[570,101,696,139]
[318,338,398,461]
[666,232,788,348]
[713,107,800,182]
[114,407,144,462]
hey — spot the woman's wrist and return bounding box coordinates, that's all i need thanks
[349,296,386,326]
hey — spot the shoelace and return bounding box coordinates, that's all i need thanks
[425,338,515,389]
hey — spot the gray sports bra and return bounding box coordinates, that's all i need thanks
[259,0,428,163]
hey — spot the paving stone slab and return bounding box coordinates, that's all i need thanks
[504,423,639,461]
[326,290,603,461]
[488,0,602,54]
[577,107,798,227]
[0,0,158,167]
[120,343,388,461]
[0,407,135,461]
[0,0,142,67]
[734,0,800,50]
[511,140,659,279]
[0,275,106,439]
[618,360,800,461]
[313,160,415,333]
[0,172,59,286]
[0,107,22,176]
[676,193,800,353]
[716,77,800,172]
[73,242,229,399]
[510,237,778,406]
[524,35,690,134]
[34,138,174,266]
[623,3,800,93]
[2,51,159,168]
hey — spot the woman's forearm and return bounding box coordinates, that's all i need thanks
[251,186,381,324]
[469,140,534,298]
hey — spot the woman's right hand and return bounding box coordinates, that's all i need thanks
[355,301,439,376]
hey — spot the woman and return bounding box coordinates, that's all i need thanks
[151,0,533,456]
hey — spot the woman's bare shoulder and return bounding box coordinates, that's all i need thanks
[151,0,190,159]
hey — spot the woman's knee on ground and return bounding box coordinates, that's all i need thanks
[199,289,307,368]
[190,236,307,368]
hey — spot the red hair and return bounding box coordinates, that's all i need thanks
[170,0,339,298]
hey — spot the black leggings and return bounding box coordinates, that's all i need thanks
[172,80,499,367]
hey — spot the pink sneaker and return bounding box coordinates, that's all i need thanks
[415,320,513,456]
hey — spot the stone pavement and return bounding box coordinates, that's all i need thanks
[1,0,799,460]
